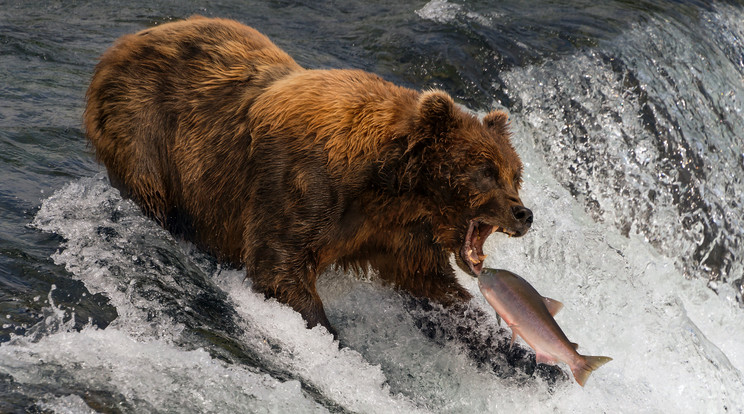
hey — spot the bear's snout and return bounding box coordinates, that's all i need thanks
[511,205,533,230]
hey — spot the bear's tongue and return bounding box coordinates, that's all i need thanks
[462,220,493,275]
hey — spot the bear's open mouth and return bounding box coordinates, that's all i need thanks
[461,220,518,275]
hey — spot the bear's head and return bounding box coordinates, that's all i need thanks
[407,90,533,276]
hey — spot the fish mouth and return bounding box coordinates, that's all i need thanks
[460,219,521,276]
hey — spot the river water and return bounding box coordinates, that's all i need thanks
[1,1,743,412]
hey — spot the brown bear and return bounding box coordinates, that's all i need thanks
[84,16,532,335]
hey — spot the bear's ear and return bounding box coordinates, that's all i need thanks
[417,90,456,135]
[483,110,509,135]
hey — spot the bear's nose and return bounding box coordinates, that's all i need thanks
[512,205,533,228]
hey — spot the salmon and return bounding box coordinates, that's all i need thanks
[478,268,612,386]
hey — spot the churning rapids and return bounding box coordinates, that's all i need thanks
[1,1,743,412]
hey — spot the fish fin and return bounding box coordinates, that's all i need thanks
[508,328,522,350]
[509,330,516,350]
[542,297,564,316]
[571,342,579,350]
[535,352,558,365]
[572,355,613,387]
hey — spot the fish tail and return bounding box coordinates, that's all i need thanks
[572,355,613,387]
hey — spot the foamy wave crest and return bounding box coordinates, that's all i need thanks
[500,4,744,294]
[27,175,427,413]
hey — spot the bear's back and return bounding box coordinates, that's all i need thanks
[83,16,304,264]
[85,15,302,156]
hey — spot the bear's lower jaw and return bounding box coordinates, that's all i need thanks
[461,219,527,275]
[461,220,494,276]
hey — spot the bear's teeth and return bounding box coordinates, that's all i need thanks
[478,254,488,261]
[466,248,481,264]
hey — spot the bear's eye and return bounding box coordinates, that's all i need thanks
[480,164,499,181]
[475,164,500,191]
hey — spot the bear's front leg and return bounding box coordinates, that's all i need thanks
[403,267,473,307]
[246,253,337,337]
[373,254,472,306]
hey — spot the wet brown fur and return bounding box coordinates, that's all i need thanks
[84,16,530,334]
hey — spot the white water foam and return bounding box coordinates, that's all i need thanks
[36,395,99,414]
[415,0,493,26]
[25,175,427,413]
[30,177,188,343]
[499,4,744,288]
[1,309,328,413]
[207,267,429,414]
